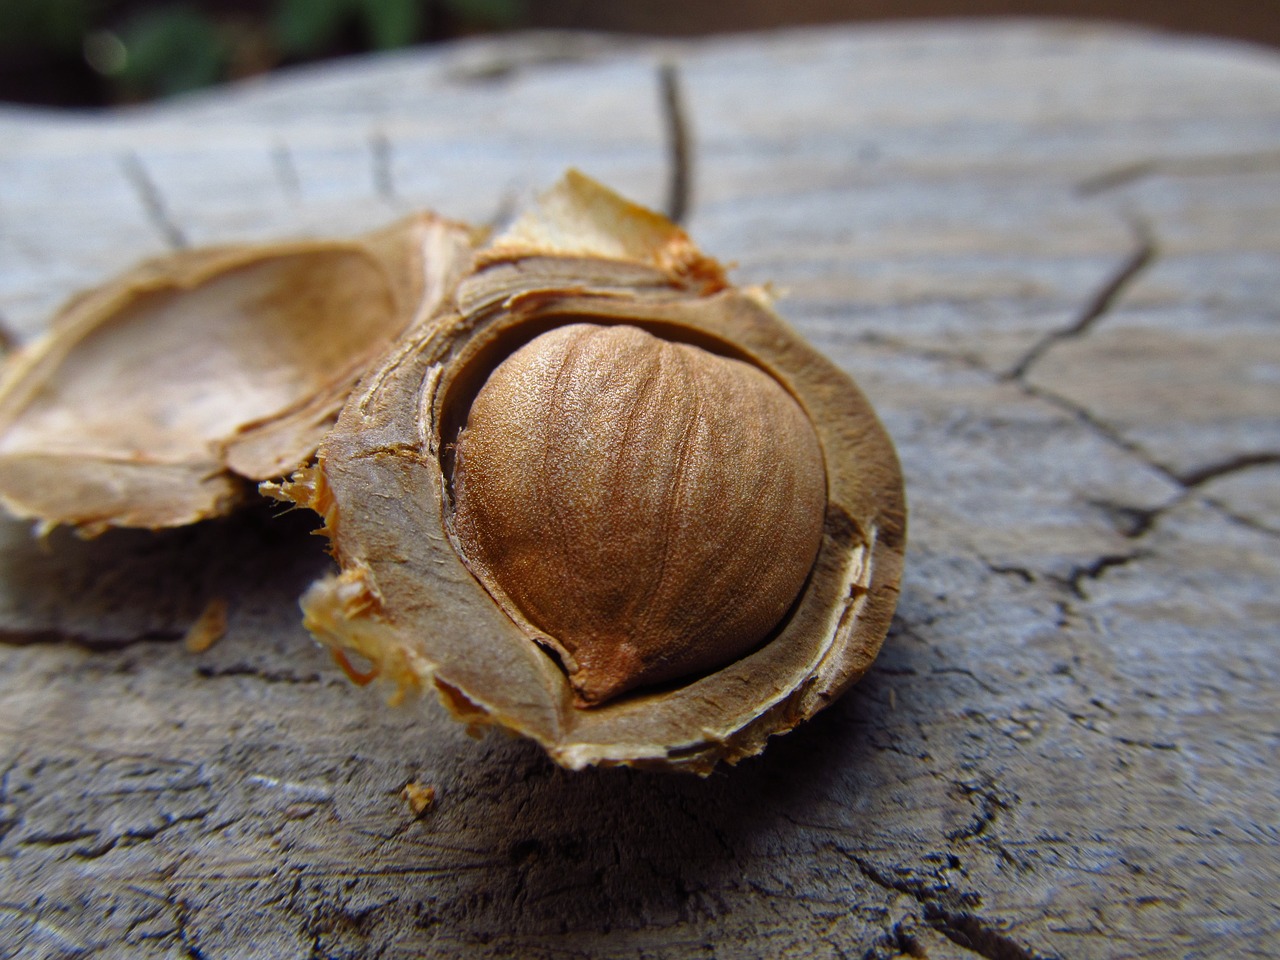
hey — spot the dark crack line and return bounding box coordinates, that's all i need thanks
[947,782,1012,843]
[271,142,301,202]
[1177,451,1280,488]
[848,855,1057,960]
[120,152,188,250]
[1066,551,1147,600]
[862,336,1195,594]
[848,854,946,902]
[1085,498,1163,539]
[1058,703,1181,753]
[879,242,1275,522]
[1006,224,1155,380]
[20,827,99,847]
[1018,378,1177,482]
[369,131,397,205]
[0,756,21,845]
[931,666,1001,697]
[174,892,207,960]
[1076,148,1280,196]
[1029,379,1280,518]
[658,61,692,226]
[0,310,18,356]
[923,906,1058,960]
[1076,159,1159,196]
[860,330,988,373]
[1204,498,1280,540]
[196,663,323,684]
[982,558,1036,583]
[862,326,1180,501]
[0,626,183,652]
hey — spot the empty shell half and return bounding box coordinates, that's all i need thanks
[0,214,477,535]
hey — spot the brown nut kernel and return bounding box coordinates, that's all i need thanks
[452,322,827,705]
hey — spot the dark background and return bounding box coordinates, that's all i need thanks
[2,0,1278,107]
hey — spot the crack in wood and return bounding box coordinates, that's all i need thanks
[1016,394,1280,532]
[1176,451,1280,488]
[0,310,18,356]
[862,328,1231,524]
[658,61,692,226]
[0,626,183,651]
[1015,378,1175,482]
[1006,223,1156,381]
[443,34,615,85]
[1060,704,1182,753]
[1203,498,1280,540]
[947,781,1013,843]
[848,854,1058,960]
[1076,159,1160,196]
[859,328,1206,512]
[984,561,1036,583]
[271,142,301,202]
[1086,498,1163,539]
[195,663,324,684]
[1076,148,1280,195]
[173,891,208,960]
[119,152,188,250]
[1066,550,1148,600]
[923,905,1058,960]
[857,331,988,373]
[20,826,99,847]
[369,132,397,206]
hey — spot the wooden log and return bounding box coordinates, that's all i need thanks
[0,21,1277,959]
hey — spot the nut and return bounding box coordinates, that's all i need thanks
[291,171,907,772]
[452,322,827,705]
[0,167,904,772]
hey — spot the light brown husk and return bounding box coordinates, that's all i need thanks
[288,172,906,773]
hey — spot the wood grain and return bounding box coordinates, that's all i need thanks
[1,21,1277,960]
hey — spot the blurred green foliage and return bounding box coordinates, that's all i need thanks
[113,7,231,98]
[0,0,93,54]
[275,0,424,54]
[0,0,527,104]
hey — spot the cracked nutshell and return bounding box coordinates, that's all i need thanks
[0,171,906,773]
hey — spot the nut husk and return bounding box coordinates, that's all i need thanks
[0,214,476,535]
[288,172,906,773]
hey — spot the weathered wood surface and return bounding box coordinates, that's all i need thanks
[1,21,1278,960]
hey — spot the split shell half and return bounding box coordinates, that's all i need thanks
[0,215,477,535]
[292,172,907,774]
